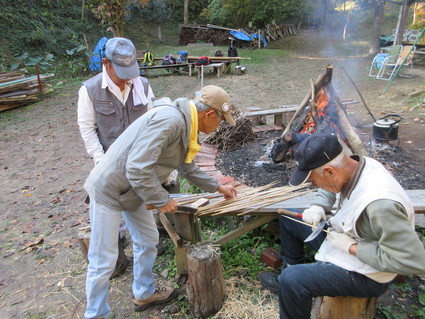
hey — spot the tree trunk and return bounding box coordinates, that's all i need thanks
[184,0,189,25]
[186,242,225,318]
[369,0,385,55]
[321,0,327,26]
[394,4,409,45]
[343,5,355,41]
[157,25,162,39]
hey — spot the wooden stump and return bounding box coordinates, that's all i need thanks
[311,296,378,319]
[186,242,225,318]
[78,226,91,263]
[77,226,129,278]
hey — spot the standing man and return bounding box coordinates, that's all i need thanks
[78,37,155,165]
[77,37,156,275]
[83,85,238,318]
[259,133,425,319]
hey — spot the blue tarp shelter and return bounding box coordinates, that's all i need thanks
[229,30,267,48]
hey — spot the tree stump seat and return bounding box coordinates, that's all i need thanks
[311,296,378,319]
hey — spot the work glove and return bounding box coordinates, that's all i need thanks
[302,205,326,226]
[327,231,357,253]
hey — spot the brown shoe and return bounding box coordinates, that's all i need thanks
[133,286,177,311]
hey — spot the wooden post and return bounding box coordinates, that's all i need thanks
[311,296,378,319]
[258,29,261,49]
[187,242,225,318]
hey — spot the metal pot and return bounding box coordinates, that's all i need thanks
[373,114,402,141]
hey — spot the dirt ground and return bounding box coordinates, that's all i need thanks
[1,29,425,319]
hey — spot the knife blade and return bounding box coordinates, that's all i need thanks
[304,219,326,242]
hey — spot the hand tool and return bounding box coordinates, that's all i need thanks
[304,219,327,242]
[146,198,209,213]
[277,209,329,242]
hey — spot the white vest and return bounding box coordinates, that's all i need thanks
[315,157,414,282]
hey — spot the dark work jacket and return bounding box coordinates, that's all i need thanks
[83,73,150,151]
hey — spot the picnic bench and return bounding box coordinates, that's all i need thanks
[138,62,194,76]
[243,100,359,127]
[195,63,225,78]
[188,56,250,74]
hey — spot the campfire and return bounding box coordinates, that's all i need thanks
[271,65,367,163]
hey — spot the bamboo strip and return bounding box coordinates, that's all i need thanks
[279,214,331,233]
[210,192,308,216]
[198,185,312,216]
[236,189,314,216]
[196,183,278,214]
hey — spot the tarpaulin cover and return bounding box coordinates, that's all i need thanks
[229,30,267,48]
[89,37,108,72]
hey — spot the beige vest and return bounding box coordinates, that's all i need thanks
[315,157,414,283]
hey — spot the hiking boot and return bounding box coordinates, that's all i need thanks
[259,260,288,293]
[259,271,280,294]
[133,286,177,311]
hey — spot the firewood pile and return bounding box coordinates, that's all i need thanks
[179,23,296,47]
[179,25,231,46]
[0,71,54,112]
[263,24,297,42]
[205,110,255,151]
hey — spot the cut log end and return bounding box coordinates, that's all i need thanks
[186,242,225,318]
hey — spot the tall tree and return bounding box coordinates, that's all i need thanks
[184,0,189,24]
[370,0,385,55]
[86,0,149,37]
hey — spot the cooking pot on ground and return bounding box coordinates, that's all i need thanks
[373,114,402,141]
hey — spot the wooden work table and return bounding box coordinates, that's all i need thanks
[167,189,425,276]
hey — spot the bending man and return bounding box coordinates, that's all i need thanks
[83,85,238,319]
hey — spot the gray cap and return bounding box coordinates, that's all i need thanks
[104,37,139,79]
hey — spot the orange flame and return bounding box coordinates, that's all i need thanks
[300,88,331,134]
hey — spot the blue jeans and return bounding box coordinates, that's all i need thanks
[279,215,326,265]
[278,216,389,319]
[85,201,159,319]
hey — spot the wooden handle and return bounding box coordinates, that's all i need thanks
[146,204,155,210]
[158,212,182,248]
[277,209,303,218]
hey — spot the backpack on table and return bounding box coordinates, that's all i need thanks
[195,56,211,66]
[215,49,224,57]
[177,50,188,63]
[228,46,238,57]
[142,51,154,66]
[162,54,176,65]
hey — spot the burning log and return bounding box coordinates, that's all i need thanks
[271,65,367,162]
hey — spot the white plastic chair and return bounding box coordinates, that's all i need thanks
[376,45,416,80]
[369,45,402,78]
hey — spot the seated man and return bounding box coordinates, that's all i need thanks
[260,133,425,319]
[84,85,238,319]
